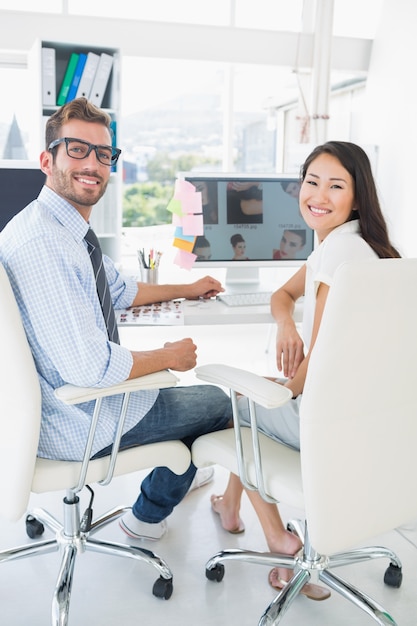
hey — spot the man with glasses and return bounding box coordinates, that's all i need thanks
[0,97,232,541]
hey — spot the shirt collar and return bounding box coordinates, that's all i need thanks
[38,185,90,243]
[326,219,360,238]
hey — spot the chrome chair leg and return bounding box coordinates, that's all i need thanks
[258,569,311,626]
[320,569,396,626]
[52,543,77,626]
[0,538,58,564]
[86,537,173,580]
[88,505,130,534]
[206,548,298,574]
[31,507,63,535]
[327,546,402,570]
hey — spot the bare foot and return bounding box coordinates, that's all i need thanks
[267,531,331,601]
[210,494,245,534]
[267,529,303,584]
[268,567,331,601]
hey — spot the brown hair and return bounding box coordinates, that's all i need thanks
[230,233,245,247]
[45,97,112,149]
[301,141,401,259]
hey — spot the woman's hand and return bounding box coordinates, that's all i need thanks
[276,321,305,379]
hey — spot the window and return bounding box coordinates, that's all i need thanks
[0,66,32,159]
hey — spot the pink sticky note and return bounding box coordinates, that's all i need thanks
[174,248,197,270]
[181,191,202,214]
[174,179,196,198]
[171,213,183,226]
[182,213,204,236]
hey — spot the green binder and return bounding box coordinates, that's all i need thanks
[57,53,79,106]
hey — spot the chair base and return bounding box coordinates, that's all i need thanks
[0,492,174,626]
[205,520,402,626]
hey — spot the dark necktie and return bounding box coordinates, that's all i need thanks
[84,227,120,344]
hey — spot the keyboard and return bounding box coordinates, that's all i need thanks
[218,291,272,307]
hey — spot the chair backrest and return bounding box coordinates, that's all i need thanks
[0,263,42,522]
[301,258,417,554]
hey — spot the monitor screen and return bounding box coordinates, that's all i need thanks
[181,173,314,286]
[0,162,45,231]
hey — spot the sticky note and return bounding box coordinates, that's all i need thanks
[182,213,204,236]
[174,248,198,270]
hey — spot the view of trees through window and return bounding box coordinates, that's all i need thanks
[122,154,219,228]
[119,58,297,228]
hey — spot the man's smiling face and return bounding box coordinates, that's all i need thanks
[41,119,112,220]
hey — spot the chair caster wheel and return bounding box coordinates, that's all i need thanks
[384,564,402,588]
[152,576,173,599]
[206,563,225,582]
[25,515,45,539]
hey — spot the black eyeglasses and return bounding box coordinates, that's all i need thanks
[48,137,122,166]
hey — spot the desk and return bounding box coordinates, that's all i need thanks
[117,298,303,327]
[182,297,303,326]
[118,264,303,327]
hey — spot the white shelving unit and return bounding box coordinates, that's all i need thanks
[29,39,122,261]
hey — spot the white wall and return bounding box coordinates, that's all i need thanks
[0,4,414,255]
[361,0,417,257]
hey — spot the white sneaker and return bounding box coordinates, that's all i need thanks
[119,510,168,541]
[187,466,215,495]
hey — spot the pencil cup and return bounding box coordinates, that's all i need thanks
[140,267,159,284]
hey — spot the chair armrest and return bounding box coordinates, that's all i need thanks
[53,369,179,493]
[195,364,292,503]
[195,364,292,409]
[54,370,179,405]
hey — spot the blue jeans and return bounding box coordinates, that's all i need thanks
[93,385,232,522]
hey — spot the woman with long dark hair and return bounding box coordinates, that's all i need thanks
[210,141,401,599]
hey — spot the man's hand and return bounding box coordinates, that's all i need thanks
[184,276,224,300]
[133,275,223,306]
[163,338,197,371]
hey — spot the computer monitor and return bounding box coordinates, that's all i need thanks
[180,172,315,288]
[0,161,45,231]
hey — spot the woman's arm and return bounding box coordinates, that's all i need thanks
[283,281,329,398]
[272,265,306,379]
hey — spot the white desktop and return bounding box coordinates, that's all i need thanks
[120,172,313,327]
[119,260,303,327]
[179,172,313,294]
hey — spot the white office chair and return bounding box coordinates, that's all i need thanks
[192,258,417,625]
[0,263,192,625]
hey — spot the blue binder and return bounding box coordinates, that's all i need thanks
[66,53,88,103]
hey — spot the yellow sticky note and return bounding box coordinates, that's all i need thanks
[173,237,196,253]
[166,197,183,215]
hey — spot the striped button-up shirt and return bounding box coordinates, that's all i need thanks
[0,186,158,460]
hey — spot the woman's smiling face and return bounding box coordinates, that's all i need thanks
[299,152,356,242]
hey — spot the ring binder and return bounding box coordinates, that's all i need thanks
[41,47,56,107]
[75,51,100,100]
[89,52,114,107]
[57,52,79,106]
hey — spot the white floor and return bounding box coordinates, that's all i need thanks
[1,324,417,625]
